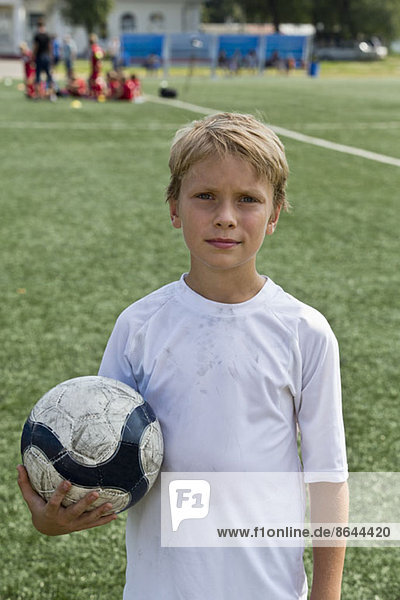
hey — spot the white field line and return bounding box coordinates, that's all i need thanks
[146,94,216,115]
[1,94,399,167]
[146,94,400,168]
[295,121,400,130]
[269,124,400,168]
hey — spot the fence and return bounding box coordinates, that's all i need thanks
[120,32,313,75]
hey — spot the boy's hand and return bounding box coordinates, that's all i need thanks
[17,465,117,536]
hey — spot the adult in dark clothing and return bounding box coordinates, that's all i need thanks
[33,20,54,97]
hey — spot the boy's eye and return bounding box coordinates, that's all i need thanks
[240,196,259,203]
[196,193,213,200]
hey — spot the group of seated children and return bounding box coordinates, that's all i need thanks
[105,70,141,101]
[20,42,141,103]
[62,70,141,101]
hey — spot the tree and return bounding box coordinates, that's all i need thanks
[61,0,114,37]
[309,0,400,41]
[202,1,245,24]
[204,0,310,31]
[349,0,400,41]
[202,0,400,41]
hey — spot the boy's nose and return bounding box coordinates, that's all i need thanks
[213,203,237,228]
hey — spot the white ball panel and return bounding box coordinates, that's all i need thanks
[70,419,119,464]
[23,446,61,500]
[30,388,68,421]
[139,421,164,488]
[98,377,145,408]
[58,382,108,422]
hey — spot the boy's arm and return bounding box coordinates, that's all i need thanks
[309,481,349,600]
[17,465,117,536]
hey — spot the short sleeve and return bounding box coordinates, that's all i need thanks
[297,316,348,483]
[98,311,138,390]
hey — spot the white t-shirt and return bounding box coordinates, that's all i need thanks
[99,275,348,600]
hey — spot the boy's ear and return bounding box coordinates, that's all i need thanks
[169,200,182,229]
[266,205,281,236]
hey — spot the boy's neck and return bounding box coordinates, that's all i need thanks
[184,269,266,304]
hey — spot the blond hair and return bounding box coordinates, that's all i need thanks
[166,112,289,212]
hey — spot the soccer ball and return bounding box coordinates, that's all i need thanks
[21,376,164,514]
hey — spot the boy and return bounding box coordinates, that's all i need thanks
[18,113,348,599]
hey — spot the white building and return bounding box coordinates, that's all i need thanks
[0,0,202,56]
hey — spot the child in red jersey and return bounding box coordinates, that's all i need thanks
[88,33,104,96]
[118,73,142,101]
[106,71,121,100]
[130,74,141,99]
[19,42,36,98]
[67,73,88,97]
[91,76,107,99]
[119,75,135,101]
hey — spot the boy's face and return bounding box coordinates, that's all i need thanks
[170,154,280,287]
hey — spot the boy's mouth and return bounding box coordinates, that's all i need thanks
[206,238,240,249]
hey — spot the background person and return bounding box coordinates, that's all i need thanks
[19,42,36,98]
[88,33,104,96]
[108,37,121,71]
[62,34,77,79]
[130,73,141,99]
[106,70,121,99]
[66,73,88,97]
[32,19,55,99]
[52,35,61,68]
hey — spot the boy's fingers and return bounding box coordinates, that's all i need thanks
[82,512,117,531]
[63,495,117,531]
[17,465,40,504]
[78,502,117,530]
[45,480,71,515]
[66,491,100,519]
[69,495,116,526]
[88,502,114,521]
[16,464,27,487]
[16,464,30,485]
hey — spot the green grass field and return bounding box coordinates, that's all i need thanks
[1,69,399,599]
